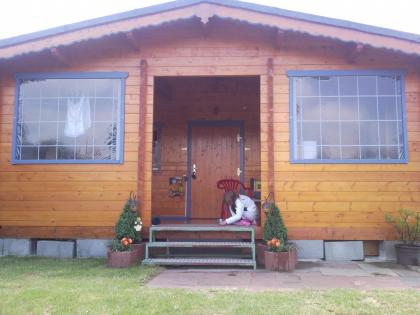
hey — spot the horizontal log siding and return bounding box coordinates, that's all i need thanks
[0,26,419,239]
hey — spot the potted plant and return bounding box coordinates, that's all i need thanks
[107,193,144,268]
[385,209,420,266]
[262,203,297,271]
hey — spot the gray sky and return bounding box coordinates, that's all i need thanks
[0,0,419,40]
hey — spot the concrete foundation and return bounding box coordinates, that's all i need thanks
[291,240,324,259]
[379,241,398,261]
[76,239,112,258]
[3,238,33,256]
[325,241,364,261]
[36,240,75,258]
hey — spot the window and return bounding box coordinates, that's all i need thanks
[288,70,407,163]
[13,72,127,164]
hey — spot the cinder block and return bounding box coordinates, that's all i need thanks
[325,241,364,261]
[36,240,75,258]
[379,241,398,261]
[76,239,112,258]
[3,238,33,256]
[291,240,324,259]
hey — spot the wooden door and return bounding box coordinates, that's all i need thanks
[190,125,241,219]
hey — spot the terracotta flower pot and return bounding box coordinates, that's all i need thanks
[131,243,145,263]
[264,248,298,272]
[256,243,268,267]
[107,249,138,268]
[277,248,298,271]
[264,251,280,271]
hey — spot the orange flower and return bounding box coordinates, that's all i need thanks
[128,238,133,244]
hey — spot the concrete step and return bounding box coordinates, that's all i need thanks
[143,257,255,267]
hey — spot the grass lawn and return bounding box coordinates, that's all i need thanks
[0,257,419,315]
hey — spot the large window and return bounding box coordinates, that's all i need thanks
[288,70,407,163]
[13,72,127,164]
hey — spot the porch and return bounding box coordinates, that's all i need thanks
[150,76,262,226]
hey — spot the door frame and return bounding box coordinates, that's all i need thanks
[186,120,245,219]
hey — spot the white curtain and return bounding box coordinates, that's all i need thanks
[64,96,91,138]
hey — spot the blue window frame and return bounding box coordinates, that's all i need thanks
[287,70,408,164]
[12,72,128,164]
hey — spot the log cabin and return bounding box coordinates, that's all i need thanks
[0,0,419,259]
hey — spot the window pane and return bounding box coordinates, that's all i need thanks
[320,76,338,96]
[358,76,377,95]
[93,122,114,146]
[340,97,358,120]
[302,122,320,144]
[301,97,320,120]
[341,122,359,145]
[342,146,360,159]
[299,143,321,159]
[15,76,123,162]
[380,146,399,159]
[300,77,319,96]
[39,146,57,160]
[21,146,38,160]
[321,122,339,145]
[379,121,398,145]
[359,97,377,120]
[94,146,115,160]
[378,97,397,120]
[22,122,39,145]
[361,146,379,159]
[322,146,340,160]
[39,122,57,145]
[21,99,40,122]
[58,122,76,146]
[57,146,75,159]
[321,97,339,120]
[40,99,59,122]
[95,98,116,121]
[339,76,357,95]
[377,76,396,95]
[360,122,379,145]
[76,146,93,160]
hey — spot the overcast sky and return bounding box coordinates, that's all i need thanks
[0,0,419,40]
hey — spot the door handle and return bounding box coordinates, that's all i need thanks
[237,167,242,177]
[192,163,197,179]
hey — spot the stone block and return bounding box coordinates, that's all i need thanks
[379,241,398,261]
[291,240,324,259]
[76,239,112,258]
[3,238,33,256]
[325,241,364,261]
[36,240,75,258]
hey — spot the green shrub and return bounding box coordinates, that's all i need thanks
[385,209,420,245]
[263,203,288,244]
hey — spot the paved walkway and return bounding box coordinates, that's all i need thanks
[146,261,420,290]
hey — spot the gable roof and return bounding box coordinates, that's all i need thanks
[1,0,420,59]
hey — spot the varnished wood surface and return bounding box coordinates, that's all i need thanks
[191,125,240,218]
[0,20,419,240]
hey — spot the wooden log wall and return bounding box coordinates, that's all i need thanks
[0,19,419,240]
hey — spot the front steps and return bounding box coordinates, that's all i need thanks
[142,224,256,269]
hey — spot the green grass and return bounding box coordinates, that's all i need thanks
[0,257,419,315]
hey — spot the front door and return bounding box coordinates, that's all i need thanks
[189,123,242,220]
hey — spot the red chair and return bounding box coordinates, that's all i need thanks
[216,179,252,220]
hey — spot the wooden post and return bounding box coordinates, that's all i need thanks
[267,58,275,195]
[138,59,148,224]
